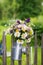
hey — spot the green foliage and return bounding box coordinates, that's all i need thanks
[31,17,43,46]
[14,0,42,20]
[8,0,13,5]
[0,0,42,20]
[1,22,9,26]
[0,0,14,20]
[32,23,43,46]
[0,3,3,20]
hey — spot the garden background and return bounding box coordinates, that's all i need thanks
[0,0,43,65]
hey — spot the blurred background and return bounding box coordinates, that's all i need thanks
[0,0,43,65]
[0,0,43,20]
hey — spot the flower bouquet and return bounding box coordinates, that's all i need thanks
[10,18,33,44]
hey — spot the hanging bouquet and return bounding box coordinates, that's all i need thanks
[10,18,33,44]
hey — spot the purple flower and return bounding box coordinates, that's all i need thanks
[10,30,13,33]
[17,20,21,24]
[25,18,30,23]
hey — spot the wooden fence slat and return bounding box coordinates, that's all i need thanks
[26,43,30,65]
[11,33,14,65]
[34,31,37,65]
[41,33,43,65]
[2,31,7,65]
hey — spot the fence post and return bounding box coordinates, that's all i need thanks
[11,33,14,65]
[34,31,37,65]
[26,43,30,65]
[2,31,7,65]
[41,33,43,65]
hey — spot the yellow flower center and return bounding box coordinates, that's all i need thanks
[16,29,19,32]
[18,39,21,42]
[22,27,26,32]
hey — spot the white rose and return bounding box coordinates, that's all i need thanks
[21,32,27,39]
[14,32,20,37]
